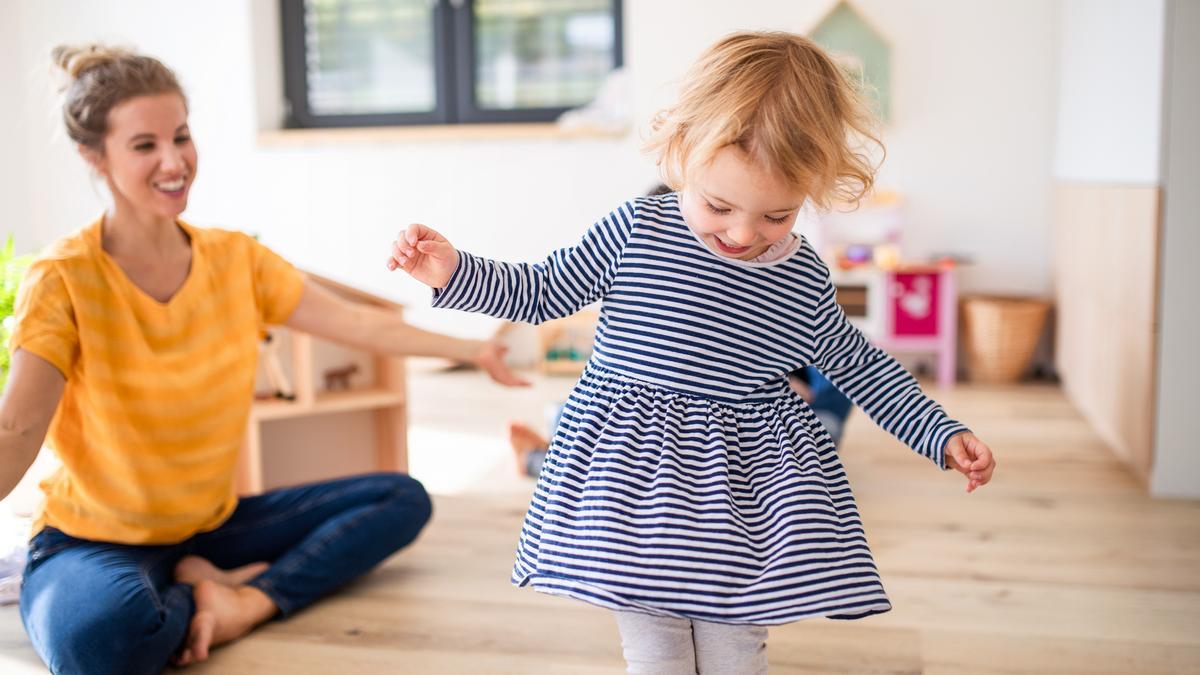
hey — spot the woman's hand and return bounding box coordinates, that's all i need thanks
[470,340,530,387]
[944,432,995,493]
[386,224,460,289]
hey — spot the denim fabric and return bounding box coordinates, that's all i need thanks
[19,472,431,675]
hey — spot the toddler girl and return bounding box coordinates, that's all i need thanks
[389,31,995,674]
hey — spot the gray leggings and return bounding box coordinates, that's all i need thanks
[615,611,769,674]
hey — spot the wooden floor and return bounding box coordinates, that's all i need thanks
[2,371,1198,674]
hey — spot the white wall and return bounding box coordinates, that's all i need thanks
[0,1,30,250]
[1054,0,1165,183]
[1150,0,1200,498]
[5,0,1060,335]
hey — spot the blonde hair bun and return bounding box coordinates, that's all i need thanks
[50,43,185,150]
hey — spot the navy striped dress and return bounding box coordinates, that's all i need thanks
[432,193,968,625]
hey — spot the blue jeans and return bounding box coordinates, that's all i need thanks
[19,472,432,675]
[802,366,853,444]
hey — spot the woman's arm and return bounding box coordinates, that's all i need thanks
[284,278,528,386]
[0,350,65,501]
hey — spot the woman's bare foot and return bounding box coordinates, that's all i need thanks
[173,580,277,665]
[508,421,549,473]
[174,555,269,588]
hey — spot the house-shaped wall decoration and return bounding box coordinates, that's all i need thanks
[809,0,892,123]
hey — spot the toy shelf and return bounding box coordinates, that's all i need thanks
[536,309,599,376]
[250,387,408,422]
[237,275,408,495]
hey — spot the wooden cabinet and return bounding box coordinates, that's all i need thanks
[236,274,408,495]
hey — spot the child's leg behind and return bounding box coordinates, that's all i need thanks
[614,611,697,674]
[692,619,769,674]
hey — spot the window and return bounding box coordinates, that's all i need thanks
[280,0,623,128]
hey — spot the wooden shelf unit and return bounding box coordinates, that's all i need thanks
[236,275,408,495]
[535,309,599,376]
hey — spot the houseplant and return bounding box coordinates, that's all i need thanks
[0,236,34,392]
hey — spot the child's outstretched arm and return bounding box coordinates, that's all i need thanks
[805,249,995,491]
[387,203,636,325]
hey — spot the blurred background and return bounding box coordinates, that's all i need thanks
[2,0,1194,495]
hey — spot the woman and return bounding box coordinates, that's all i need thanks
[0,44,523,674]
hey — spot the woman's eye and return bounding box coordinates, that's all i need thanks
[134,143,154,152]
[175,135,191,144]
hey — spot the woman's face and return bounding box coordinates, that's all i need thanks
[88,93,196,222]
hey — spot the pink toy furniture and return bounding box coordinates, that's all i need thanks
[877,265,957,389]
[831,263,958,389]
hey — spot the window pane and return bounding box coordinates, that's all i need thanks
[304,0,436,115]
[474,0,617,111]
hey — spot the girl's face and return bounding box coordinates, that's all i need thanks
[680,145,806,261]
[84,93,196,223]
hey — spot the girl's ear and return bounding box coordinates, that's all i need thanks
[77,143,105,175]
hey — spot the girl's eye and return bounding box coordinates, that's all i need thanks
[704,201,731,215]
[764,213,792,224]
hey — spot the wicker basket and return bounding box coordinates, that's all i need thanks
[962,296,1051,384]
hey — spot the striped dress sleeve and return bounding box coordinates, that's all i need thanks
[810,261,969,469]
[431,201,636,325]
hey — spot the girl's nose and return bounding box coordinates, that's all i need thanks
[727,223,758,246]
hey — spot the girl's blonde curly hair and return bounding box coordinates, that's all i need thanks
[644,31,883,210]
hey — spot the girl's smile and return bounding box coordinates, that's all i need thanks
[679,145,806,261]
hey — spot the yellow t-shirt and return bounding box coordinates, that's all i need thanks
[10,217,304,544]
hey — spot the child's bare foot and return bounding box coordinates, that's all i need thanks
[508,421,549,472]
[173,580,277,665]
[174,555,269,588]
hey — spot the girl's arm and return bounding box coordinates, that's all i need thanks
[285,278,528,387]
[390,202,636,325]
[0,350,65,501]
[808,255,994,489]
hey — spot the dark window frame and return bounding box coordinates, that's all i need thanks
[280,0,623,128]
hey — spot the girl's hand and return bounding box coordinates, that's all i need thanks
[472,340,531,387]
[944,432,995,493]
[387,223,460,289]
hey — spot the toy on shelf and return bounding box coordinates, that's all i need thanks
[537,310,599,376]
[820,190,904,270]
[256,331,295,401]
[322,363,360,391]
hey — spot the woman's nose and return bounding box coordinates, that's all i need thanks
[159,145,186,173]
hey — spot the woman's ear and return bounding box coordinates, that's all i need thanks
[77,143,105,175]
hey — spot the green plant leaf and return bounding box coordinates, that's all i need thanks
[0,235,35,392]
